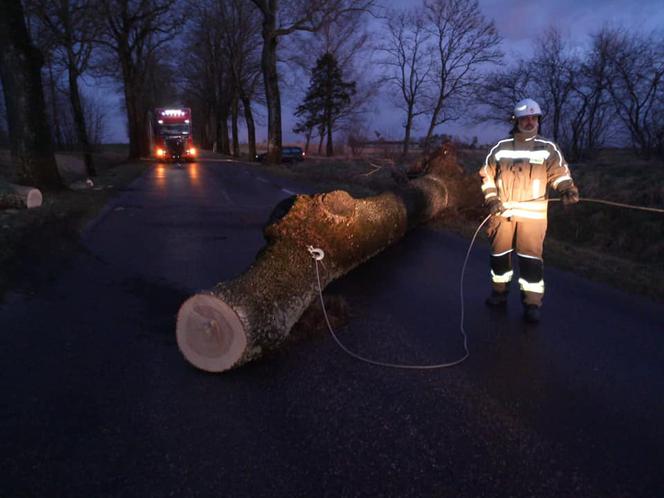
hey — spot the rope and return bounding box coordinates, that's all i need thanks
[522,195,664,213]
[307,196,661,370]
[567,197,663,214]
[306,208,482,370]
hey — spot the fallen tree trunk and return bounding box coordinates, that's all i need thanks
[0,178,43,209]
[176,145,475,372]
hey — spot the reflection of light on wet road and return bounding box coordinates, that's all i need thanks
[155,164,166,188]
[188,163,199,184]
[149,162,205,194]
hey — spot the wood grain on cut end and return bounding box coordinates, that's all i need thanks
[176,294,247,372]
[24,188,43,208]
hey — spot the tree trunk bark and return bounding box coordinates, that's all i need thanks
[123,79,142,160]
[240,93,256,159]
[304,128,312,154]
[47,62,64,150]
[0,0,62,190]
[176,146,472,372]
[216,106,230,155]
[326,117,333,156]
[403,103,414,156]
[260,7,282,163]
[203,108,215,150]
[552,104,561,143]
[318,130,325,155]
[119,48,149,161]
[231,94,240,157]
[424,91,444,155]
[68,64,96,177]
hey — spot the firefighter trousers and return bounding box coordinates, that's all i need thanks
[487,217,547,307]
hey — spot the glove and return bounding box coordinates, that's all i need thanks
[485,197,504,215]
[558,180,579,206]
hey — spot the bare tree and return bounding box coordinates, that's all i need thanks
[183,0,262,158]
[345,116,370,157]
[286,9,370,89]
[656,77,664,158]
[379,8,432,156]
[477,26,664,159]
[604,28,664,158]
[239,72,263,159]
[530,27,577,143]
[249,0,375,162]
[201,0,240,156]
[41,52,67,149]
[478,31,613,159]
[422,0,502,152]
[184,2,231,153]
[27,0,98,176]
[221,0,263,158]
[476,59,532,123]
[95,0,182,159]
[83,90,108,145]
[564,29,614,159]
[0,0,62,188]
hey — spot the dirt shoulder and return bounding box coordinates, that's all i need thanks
[0,147,148,299]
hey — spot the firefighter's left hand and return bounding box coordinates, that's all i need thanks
[559,182,579,206]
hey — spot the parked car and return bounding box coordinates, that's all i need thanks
[255,146,305,163]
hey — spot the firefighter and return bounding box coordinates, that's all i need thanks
[479,98,579,323]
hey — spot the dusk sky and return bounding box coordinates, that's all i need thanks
[100,0,664,145]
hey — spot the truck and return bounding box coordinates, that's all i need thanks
[147,107,197,162]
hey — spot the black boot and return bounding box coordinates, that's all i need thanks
[485,291,508,308]
[523,305,541,323]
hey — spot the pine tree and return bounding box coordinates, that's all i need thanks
[293,52,356,156]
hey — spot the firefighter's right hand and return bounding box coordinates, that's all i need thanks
[558,181,580,207]
[485,197,504,216]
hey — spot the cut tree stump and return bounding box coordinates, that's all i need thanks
[176,145,479,372]
[0,178,43,209]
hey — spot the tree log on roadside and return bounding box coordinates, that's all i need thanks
[0,178,43,209]
[176,145,477,372]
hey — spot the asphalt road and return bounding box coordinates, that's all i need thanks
[1,158,663,498]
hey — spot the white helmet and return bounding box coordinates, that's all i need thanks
[513,98,542,118]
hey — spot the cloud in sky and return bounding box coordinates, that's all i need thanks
[482,0,663,56]
[383,0,664,56]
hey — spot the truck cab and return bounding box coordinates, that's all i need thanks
[148,108,197,162]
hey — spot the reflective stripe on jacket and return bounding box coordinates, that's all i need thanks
[479,133,573,220]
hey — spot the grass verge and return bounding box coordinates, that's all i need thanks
[0,151,147,299]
